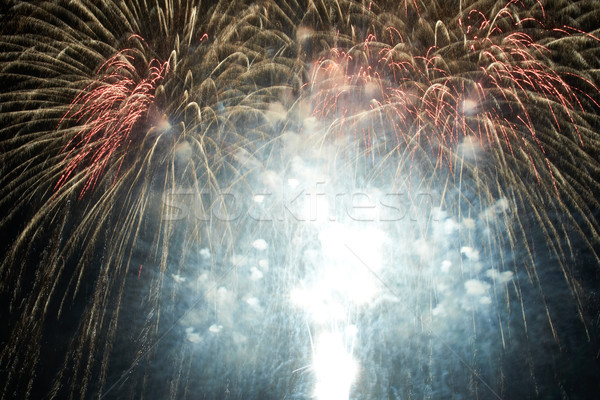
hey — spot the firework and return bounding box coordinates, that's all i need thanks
[1,0,599,399]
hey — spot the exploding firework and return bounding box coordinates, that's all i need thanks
[1,0,599,399]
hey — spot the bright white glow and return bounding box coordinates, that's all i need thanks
[290,224,385,320]
[465,279,489,295]
[462,99,478,115]
[300,190,330,223]
[185,327,202,343]
[296,26,314,41]
[199,247,211,259]
[252,239,268,250]
[245,297,260,307]
[460,246,480,261]
[265,101,286,123]
[313,331,359,400]
[485,269,514,284]
[290,286,345,324]
[250,266,263,281]
[289,223,383,398]
[462,217,476,229]
[318,224,385,302]
[258,258,269,270]
[443,218,458,234]
[432,304,444,316]
[441,260,452,273]
[457,136,481,159]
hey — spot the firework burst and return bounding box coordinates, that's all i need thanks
[1,0,599,399]
[55,43,169,197]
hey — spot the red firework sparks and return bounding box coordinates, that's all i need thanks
[56,48,169,197]
[307,0,599,187]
